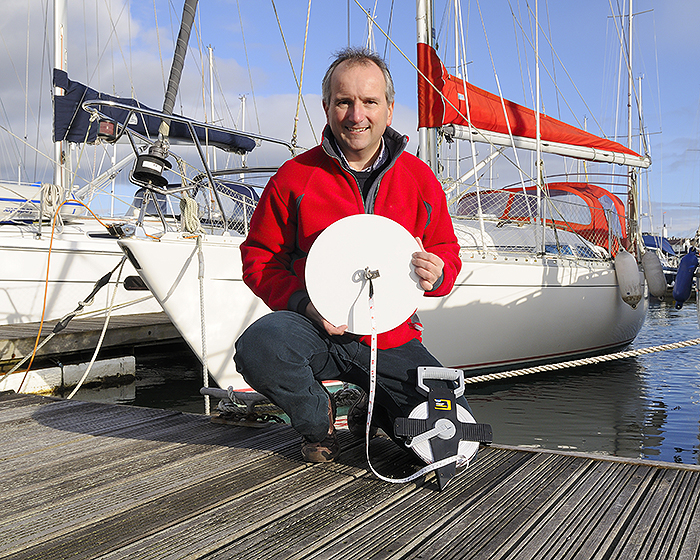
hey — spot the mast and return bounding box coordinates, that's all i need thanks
[626,0,640,253]
[53,0,68,190]
[535,0,543,240]
[416,0,438,173]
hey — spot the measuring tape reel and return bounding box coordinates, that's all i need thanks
[394,366,493,490]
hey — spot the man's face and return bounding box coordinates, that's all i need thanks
[323,60,394,170]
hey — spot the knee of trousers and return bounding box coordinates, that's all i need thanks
[233,311,317,391]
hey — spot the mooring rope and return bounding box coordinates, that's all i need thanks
[463,337,700,385]
[67,258,127,399]
[180,193,203,233]
[197,235,210,415]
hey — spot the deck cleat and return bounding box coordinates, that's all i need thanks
[394,367,493,490]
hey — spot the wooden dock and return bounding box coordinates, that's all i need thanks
[0,312,181,367]
[1,391,699,560]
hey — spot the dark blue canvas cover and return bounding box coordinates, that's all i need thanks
[53,69,256,154]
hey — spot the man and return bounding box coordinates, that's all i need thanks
[234,47,463,462]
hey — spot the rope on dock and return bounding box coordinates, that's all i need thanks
[463,337,700,384]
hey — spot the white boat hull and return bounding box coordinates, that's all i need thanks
[421,252,646,371]
[119,228,647,390]
[0,220,162,325]
[120,232,268,390]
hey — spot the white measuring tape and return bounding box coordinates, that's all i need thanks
[306,214,472,485]
[363,270,469,485]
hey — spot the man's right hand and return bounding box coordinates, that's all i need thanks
[305,302,348,336]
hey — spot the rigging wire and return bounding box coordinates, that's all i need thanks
[455,0,489,250]
[24,3,31,180]
[235,0,261,135]
[270,0,318,146]
[509,1,532,114]
[153,0,168,101]
[606,0,649,156]
[509,0,607,139]
[475,0,535,200]
[291,0,312,149]
[544,0,561,120]
[382,0,395,62]
[37,0,51,181]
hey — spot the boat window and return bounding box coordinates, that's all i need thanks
[599,195,623,237]
[507,193,536,219]
[544,243,575,256]
[454,191,509,217]
[574,245,599,259]
[545,192,592,225]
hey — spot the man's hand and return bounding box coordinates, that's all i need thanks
[412,237,444,291]
[305,301,348,336]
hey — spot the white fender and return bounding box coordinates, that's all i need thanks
[615,248,643,308]
[642,250,667,298]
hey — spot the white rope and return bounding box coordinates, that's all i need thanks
[40,183,64,222]
[463,337,700,385]
[197,235,210,415]
[180,193,203,233]
[363,271,466,485]
[66,259,126,399]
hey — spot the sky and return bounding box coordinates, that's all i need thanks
[1,0,699,236]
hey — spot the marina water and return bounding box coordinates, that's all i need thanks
[78,298,700,465]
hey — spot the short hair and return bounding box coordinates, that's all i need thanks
[321,47,395,107]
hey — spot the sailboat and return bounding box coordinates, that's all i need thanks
[0,0,260,328]
[114,0,653,391]
[0,1,160,327]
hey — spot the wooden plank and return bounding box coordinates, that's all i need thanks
[416,453,590,560]
[609,468,700,560]
[0,430,311,558]
[1,394,699,560]
[301,446,537,560]
[0,312,181,364]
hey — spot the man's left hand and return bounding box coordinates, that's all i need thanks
[412,237,444,291]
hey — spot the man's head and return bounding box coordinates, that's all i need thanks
[322,48,395,170]
[322,47,395,107]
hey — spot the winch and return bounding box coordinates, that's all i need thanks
[394,366,493,490]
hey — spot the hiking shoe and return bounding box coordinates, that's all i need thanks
[301,431,340,462]
[301,396,339,462]
[347,389,378,439]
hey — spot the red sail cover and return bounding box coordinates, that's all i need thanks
[417,42,643,160]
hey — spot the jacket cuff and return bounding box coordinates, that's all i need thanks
[288,290,311,315]
[427,270,444,293]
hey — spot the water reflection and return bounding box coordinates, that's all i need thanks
[467,298,700,464]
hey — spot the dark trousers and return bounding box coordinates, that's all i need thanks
[234,310,470,444]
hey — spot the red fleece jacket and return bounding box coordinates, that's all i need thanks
[240,128,461,349]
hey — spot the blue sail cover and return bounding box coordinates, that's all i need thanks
[53,69,256,154]
[643,234,676,256]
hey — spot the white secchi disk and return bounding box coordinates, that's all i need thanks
[305,214,424,335]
